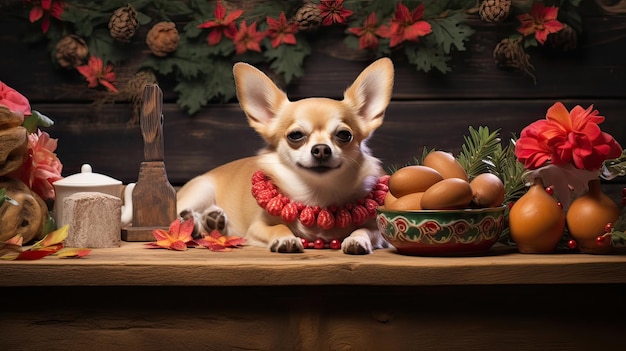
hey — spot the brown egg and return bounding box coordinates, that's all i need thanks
[388,165,443,198]
[470,173,505,208]
[384,190,398,208]
[386,192,424,211]
[421,178,473,210]
[422,150,468,181]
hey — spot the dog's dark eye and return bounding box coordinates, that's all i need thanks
[287,131,305,143]
[335,130,353,143]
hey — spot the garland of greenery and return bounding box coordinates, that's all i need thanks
[10,0,582,115]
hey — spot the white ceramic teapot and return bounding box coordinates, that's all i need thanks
[52,164,135,228]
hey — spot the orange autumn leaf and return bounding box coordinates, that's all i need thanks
[56,248,92,258]
[145,217,197,251]
[196,230,246,252]
[30,224,68,250]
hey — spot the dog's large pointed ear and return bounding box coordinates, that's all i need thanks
[343,57,394,133]
[233,62,288,133]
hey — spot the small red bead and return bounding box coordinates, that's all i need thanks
[596,235,607,246]
[605,223,613,233]
[314,239,325,249]
[556,201,563,208]
[329,239,341,250]
[545,186,554,195]
[567,240,577,249]
[301,238,310,249]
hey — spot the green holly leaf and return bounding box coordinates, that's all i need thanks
[263,41,311,84]
[404,42,451,74]
[88,28,133,64]
[161,0,192,17]
[174,60,236,115]
[428,11,474,54]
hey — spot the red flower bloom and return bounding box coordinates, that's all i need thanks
[147,218,196,251]
[197,0,243,45]
[9,129,63,200]
[232,21,265,55]
[0,81,32,116]
[347,12,384,51]
[515,102,623,171]
[76,56,118,93]
[516,2,563,45]
[319,0,353,26]
[378,2,432,48]
[266,12,298,48]
[25,0,64,33]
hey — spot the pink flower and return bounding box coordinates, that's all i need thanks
[0,81,32,117]
[9,129,63,200]
[515,102,622,171]
[516,2,563,45]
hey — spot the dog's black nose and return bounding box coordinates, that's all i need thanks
[311,144,332,160]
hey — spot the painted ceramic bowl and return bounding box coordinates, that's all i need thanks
[376,206,506,256]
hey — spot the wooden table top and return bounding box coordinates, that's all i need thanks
[3,242,626,287]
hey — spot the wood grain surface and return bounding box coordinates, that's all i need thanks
[3,242,626,286]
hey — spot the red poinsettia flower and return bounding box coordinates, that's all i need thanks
[197,0,243,45]
[266,12,298,48]
[0,81,32,117]
[347,12,385,51]
[146,218,197,251]
[25,0,64,33]
[9,129,63,200]
[516,2,563,45]
[319,0,353,26]
[515,102,623,171]
[378,2,432,48]
[232,21,265,55]
[76,56,118,93]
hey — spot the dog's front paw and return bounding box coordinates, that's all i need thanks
[341,236,373,255]
[270,236,304,253]
[201,207,227,233]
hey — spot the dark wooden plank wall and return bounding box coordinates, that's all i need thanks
[1,1,624,198]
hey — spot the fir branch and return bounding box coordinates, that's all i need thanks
[456,126,502,179]
[492,136,528,204]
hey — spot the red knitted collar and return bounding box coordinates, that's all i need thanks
[251,170,389,230]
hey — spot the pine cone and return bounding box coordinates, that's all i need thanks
[294,2,322,31]
[479,0,511,23]
[146,21,179,57]
[493,37,535,82]
[546,23,578,51]
[108,5,139,42]
[55,35,89,69]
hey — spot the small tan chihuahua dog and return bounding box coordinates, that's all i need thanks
[176,58,394,254]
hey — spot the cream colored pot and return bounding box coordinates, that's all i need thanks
[52,164,135,228]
